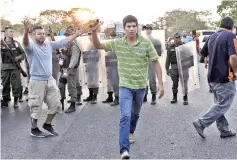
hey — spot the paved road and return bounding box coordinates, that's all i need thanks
[1,65,237,159]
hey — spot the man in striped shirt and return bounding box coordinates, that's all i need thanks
[90,15,164,159]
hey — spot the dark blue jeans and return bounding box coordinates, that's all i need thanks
[119,87,146,154]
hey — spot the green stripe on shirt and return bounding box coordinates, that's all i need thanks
[102,34,159,89]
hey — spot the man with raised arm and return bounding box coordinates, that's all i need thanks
[22,20,85,138]
[90,15,164,159]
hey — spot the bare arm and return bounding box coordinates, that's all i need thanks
[230,54,237,77]
[152,60,163,85]
[91,31,104,49]
[23,20,30,46]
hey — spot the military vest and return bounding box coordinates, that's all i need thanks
[1,39,22,63]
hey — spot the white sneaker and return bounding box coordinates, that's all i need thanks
[121,151,130,159]
[129,133,135,144]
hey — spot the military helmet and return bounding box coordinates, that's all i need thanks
[64,26,74,36]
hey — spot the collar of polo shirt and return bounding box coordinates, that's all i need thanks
[122,34,142,46]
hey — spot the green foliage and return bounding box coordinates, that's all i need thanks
[217,0,237,23]
[152,9,214,38]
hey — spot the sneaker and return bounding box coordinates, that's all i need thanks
[220,130,236,138]
[129,133,135,144]
[193,120,205,139]
[121,151,130,159]
[43,123,58,136]
[30,127,48,138]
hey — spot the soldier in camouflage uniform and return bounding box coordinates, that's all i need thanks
[58,27,83,113]
[1,26,25,108]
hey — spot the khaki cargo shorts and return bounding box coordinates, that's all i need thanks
[28,78,61,119]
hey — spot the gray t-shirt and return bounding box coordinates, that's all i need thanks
[23,39,68,81]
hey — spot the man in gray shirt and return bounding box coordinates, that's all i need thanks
[22,20,85,138]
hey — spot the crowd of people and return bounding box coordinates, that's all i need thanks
[1,15,237,159]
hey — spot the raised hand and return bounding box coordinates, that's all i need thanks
[24,20,30,32]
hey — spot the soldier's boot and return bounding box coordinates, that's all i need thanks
[23,87,29,95]
[65,102,76,113]
[151,94,156,105]
[83,89,93,102]
[61,99,65,111]
[111,96,119,106]
[19,88,23,103]
[76,95,82,105]
[91,94,98,104]
[13,97,19,108]
[102,92,113,103]
[183,95,189,105]
[143,94,147,102]
[1,98,9,108]
[170,93,177,104]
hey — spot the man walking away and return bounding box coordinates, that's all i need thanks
[193,17,237,139]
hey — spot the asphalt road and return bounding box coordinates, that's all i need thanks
[1,65,237,159]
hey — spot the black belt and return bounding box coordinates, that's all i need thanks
[171,62,177,65]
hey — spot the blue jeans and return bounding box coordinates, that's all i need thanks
[119,87,146,154]
[199,81,236,132]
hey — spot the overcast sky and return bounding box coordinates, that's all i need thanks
[1,0,222,24]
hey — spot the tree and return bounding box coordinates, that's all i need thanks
[1,18,11,28]
[217,1,237,23]
[152,9,213,38]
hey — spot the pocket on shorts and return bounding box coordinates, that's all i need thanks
[28,95,41,107]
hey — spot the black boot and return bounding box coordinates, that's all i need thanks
[170,93,177,104]
[151,94,156,105]
[61,99,65,111]
[143,94,147,102]
[83,89,93,102]
[23,87,29,95]
[76,95,82,105]
[91,94,97,104]
[1,98,8,108]
[183,95,188,105]
[19,89,23,103]
[111,96,119,106]
[102,92,113,103]
[13,97,19,108]
[65,102,76,113]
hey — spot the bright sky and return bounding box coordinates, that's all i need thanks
[1,0,222,25]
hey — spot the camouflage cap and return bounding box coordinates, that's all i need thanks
[64,26,74,35]
[173,32,181,38]
[145,24,153,30]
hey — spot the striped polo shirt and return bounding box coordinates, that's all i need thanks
[102,34,159,89]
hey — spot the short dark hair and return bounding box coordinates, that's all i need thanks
[192,30,196,36]
[123,15,138,28]
[220,17,234,30]
[32,26,44,32]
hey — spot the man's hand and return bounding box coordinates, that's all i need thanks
[158,83,164,99]
[90,20,103,32]
[75,28,87,37]
[24,20,30,32]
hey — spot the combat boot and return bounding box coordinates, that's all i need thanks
[19,92,23,103]
[13,97,19,108]
[65,102,76,113]
[61,99,65,111]
[91,94,97,104]
[1,99,8,108]
[143,94,147,102]
[111,96,119,106]
[151,94,156,105]
[76,95,82,105]
[23,87,29,95]
[102,92,113,103]
[170,93,177,104]
[183,95,188,105]
[83,89,93,102]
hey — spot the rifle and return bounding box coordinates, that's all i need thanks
[1,39,28,77]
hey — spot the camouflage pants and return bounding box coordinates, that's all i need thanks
[1,69,22,98]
